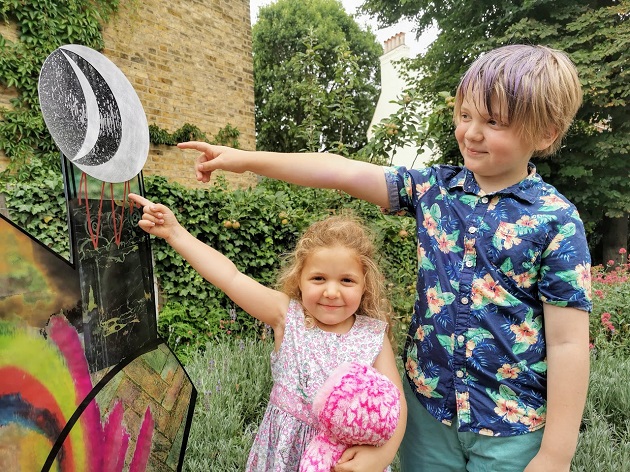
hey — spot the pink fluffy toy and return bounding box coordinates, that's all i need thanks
[299,362,401,472]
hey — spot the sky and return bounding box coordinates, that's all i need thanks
[249,0,438,56]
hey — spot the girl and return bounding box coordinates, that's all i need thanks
[128,193,407,472]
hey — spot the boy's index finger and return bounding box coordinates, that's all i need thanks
[128,193,152,207]
[177,141,205,150]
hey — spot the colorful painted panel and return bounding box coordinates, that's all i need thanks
[0,166,196,471]
[0,312,195,471]
[1,42,196,471]
[0,216,81,330]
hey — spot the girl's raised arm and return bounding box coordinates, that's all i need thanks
[128,193,289,332]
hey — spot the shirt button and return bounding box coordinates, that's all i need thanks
[481,197,489,204]
[461,297,469,305]
[457,335,465,343]
[456,370,464,378]
[465,260,474,268]
[468,226,477,234]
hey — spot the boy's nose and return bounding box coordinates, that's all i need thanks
[465,122,483,141]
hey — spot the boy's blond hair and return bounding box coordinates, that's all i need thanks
[277,215,394,338]
[454,44,583,157]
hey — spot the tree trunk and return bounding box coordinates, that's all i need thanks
[602,214,629,266]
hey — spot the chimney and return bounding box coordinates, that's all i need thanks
[383,32,406,54]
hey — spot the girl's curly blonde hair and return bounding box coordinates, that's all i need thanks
[276,215,394,340]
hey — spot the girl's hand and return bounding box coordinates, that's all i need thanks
[128,193,181,242]
[333,445,389,472]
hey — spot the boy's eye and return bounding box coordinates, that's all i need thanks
[489,117,508,127]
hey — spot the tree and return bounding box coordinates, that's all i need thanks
[359,0,630,263]
[252,0,382,154]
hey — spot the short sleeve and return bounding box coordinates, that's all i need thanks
[538,211,592,312]
[383,165,435,214]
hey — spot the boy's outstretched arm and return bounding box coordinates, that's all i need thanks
[128,193,289,334]
[177,141,391,208]
[524,303,590,472]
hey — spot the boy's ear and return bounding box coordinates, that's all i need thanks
[535,127,559,151]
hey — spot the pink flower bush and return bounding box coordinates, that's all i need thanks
[600,312,615,332]
[590,252,629,352]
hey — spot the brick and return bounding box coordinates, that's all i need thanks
[161,366,186,411]
[123,358,168,403]
[161,382,193,440]
[0,0,255,190]
[144,428,171,463]
[94,370,124,410]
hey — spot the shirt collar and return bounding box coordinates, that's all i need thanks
[447,164,541,204]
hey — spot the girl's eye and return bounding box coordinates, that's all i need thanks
[342,278,355,284]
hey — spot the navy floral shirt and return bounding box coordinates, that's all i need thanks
[384,164,592,436]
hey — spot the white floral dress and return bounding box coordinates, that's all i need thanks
[246,299,387,471]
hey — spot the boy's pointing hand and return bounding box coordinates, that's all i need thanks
[177,141,251,183]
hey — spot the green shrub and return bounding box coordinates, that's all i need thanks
[3,165,69,257]
[144,175,418,357]
[182,337,629,470]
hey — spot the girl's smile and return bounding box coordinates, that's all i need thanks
[299,245,365,335]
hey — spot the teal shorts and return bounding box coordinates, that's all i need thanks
[399,381,544,472]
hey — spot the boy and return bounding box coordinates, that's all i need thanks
[179,44,592,471]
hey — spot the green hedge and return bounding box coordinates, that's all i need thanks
[143,175,417,359]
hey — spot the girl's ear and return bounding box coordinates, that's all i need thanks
[535,126,559,151]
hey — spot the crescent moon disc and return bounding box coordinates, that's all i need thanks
[38,44,149,183]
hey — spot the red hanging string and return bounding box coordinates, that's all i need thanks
[78,172,86,205]
[78,172,103,249]
[111,180,131,246]
[79,172,135,250]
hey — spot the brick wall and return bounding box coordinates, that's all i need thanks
[0,0,257,189]
[0,20,19,175]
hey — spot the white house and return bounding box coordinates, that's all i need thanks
[368,33,433,169]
